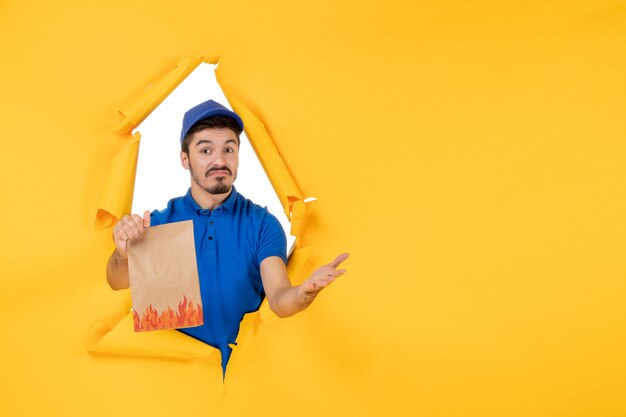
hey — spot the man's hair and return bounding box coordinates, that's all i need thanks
[181,115,242,153]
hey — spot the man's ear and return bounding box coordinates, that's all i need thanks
[180,151,189,170]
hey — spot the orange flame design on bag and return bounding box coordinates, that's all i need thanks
[132,295,203,331]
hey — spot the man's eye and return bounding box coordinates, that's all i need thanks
[200,148,211,154]
[224,148,233,153]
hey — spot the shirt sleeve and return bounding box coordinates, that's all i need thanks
[150,210,165,227]
[257,212,288,265]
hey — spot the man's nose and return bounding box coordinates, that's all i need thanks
[213,151,226,166]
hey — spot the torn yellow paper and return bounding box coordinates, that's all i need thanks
[95,132,141,230]
[227,96,313,239]
[88,312,219,362]
[115,57,203,134]
[98,57,203,229]
[89,59,316,368]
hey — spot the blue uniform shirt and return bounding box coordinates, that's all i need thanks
[150,186,287,372]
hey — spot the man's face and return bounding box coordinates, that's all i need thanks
[180,127,239,195]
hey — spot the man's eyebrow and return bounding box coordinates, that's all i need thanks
[193,139,213,147]
[193,139,238,147]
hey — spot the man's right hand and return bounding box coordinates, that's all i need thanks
[113,210,151,259]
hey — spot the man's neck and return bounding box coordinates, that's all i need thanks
[190,183,232,211]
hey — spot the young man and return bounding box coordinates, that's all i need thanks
[106,99,349,371]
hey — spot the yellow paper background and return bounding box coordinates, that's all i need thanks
[1,1,626,416]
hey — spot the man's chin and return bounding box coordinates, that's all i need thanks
[205,183,232,195]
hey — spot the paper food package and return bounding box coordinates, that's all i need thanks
[127,220,203,332]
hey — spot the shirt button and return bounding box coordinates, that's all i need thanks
[209,221,214,225]
[209,236,213,240]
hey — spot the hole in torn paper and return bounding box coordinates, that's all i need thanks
[131,62,295,250]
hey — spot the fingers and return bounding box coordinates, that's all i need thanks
[302,279,330,295]
[329,252,350,268]
[113,212,150,251]
[323,268,345,285]
[334,268,346,277]
[300,253,349,299]
[306,269,344,293]
[324,268,346,281]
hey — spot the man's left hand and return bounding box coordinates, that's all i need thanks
[298,253,350,303]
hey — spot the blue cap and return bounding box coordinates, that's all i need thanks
[180,99,244,143]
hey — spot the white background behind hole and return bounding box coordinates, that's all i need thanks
[132,63,295,250]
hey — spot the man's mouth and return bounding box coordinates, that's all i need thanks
[206,167,231,177]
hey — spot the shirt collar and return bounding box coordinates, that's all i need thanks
[183,186,238,215]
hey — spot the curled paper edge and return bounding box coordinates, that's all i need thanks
[94,132,141,230]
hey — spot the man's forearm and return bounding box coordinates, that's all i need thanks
[106,249,130,290]
[268,285,315,318]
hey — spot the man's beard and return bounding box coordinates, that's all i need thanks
[189,163,235,195]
